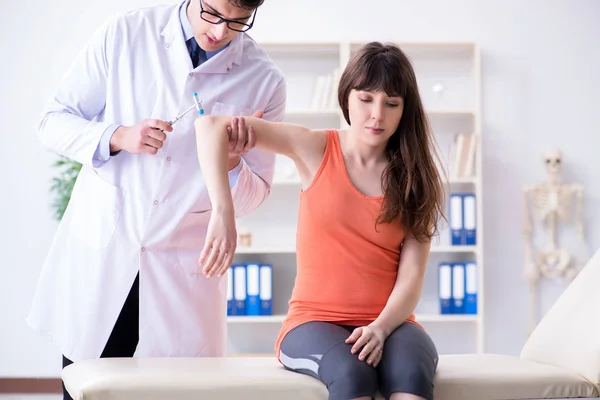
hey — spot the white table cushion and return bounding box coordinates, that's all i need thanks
[62,354,599,400]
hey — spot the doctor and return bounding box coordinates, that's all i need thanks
[27,0,285,398]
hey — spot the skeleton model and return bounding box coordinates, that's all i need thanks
[523,149,586,335]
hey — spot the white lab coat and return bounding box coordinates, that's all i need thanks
[27,2,286,362]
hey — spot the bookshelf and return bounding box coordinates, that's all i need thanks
[227,41,484,356]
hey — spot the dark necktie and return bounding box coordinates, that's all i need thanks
[186,37,206,68]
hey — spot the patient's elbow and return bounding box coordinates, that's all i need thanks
[194,115,220,136]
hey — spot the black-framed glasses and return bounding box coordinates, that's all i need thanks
[199,0,257,32]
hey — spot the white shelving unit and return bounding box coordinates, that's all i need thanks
[227,41,484,356]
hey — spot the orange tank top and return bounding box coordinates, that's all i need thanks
[274,130,420,356]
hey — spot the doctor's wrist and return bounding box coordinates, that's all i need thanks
[110,126,127,153]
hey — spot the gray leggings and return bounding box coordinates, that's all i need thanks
[279,321,438,400]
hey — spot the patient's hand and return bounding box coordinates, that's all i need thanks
[198,208,237,278]
[226,111,262,169]
[346,325,387,367]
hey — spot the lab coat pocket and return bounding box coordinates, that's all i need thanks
[68,169,124,250]
[210,101,255,117]
[174,210,212,275]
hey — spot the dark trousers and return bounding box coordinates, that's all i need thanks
[62,273,139,400]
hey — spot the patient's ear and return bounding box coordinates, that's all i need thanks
[253,110,264,119]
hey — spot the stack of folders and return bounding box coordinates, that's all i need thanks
[227,263,273,316]
[449,192,477,245]
[438,262,477,315]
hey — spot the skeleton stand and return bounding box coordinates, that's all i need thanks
[523,150,586,335]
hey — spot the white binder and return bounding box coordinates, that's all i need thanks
[233,264,247,315]
[259,264,272,315]
[452,263,466,313]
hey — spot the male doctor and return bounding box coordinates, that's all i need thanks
[27,0,285,398]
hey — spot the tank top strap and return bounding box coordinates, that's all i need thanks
[324,129,344,171]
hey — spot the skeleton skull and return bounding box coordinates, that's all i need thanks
[542,149,562,181]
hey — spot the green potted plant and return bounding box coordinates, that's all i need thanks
[50,157,82,221]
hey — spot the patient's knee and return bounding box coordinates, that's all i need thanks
[319,341,378,400]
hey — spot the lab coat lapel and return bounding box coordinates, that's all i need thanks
[161,1,195,70]
[194,34,244,74]
[158,1,198,120]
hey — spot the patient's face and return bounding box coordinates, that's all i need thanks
[189,0,255,52]
[347,89,404,147]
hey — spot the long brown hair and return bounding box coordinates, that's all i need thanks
[337,42,447,243]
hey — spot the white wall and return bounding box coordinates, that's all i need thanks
[1,0,599,377]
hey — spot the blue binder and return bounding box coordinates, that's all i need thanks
[449,194,464,245]
[439,263,452,314]
[260,264,273,315]
[463,194,477,245]
[245,263,261,316]
[465,262,478,314]
[451,263,465,313]
[233,264,247,315]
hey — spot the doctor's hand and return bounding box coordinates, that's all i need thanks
[225,110,263,169]
[198,207,237,278]
[110,119,173,155]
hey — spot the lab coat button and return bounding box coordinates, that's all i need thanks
[141,247,146,252]
[189,72,194,77]
[153,200,159,206]
[164,43,170,48]
[166,156,171,162]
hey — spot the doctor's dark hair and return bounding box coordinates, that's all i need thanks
[229,0,264,10]
[337,42,447,243]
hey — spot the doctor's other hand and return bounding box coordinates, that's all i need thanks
[198,207,237,278]
[226,110,263,169]
[110,119,173,155]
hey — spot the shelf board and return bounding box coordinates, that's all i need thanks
[415,313,479,322]
[448,176,478,184]
[260,43,341,53]
[228,315,285,323]
[427,109,475,116]
[351,41,476,50]
[260,41,475,52]
[235,245,478,255]
[227,314,478,324]
[271,179,301,186]
[235,247,296,254]
[430,245,478,253]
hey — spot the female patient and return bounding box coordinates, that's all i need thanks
[195,42,446,400]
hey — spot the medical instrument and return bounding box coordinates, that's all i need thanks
[167,93,204,125]
[167,104,196,125]
[193,92,204,115]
